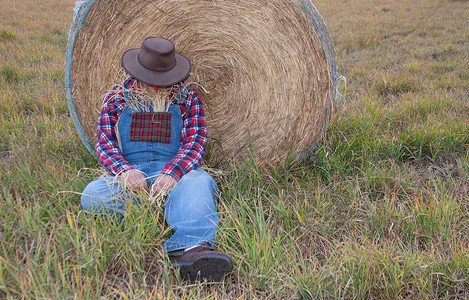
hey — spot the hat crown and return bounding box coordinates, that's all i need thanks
[138,37,176,72]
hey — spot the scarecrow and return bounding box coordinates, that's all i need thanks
[80,37,233,283]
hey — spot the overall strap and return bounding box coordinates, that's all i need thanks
[172,84,190,104]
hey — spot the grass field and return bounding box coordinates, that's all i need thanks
[1,0,468,298]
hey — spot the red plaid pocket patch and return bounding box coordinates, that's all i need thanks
[130,112,171,143]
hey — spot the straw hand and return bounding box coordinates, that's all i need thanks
[151,174,177,196]
[121,169,149,192]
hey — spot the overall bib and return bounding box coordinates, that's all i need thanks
[81,99,218,252]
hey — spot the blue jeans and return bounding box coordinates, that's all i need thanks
[81,167,218,252]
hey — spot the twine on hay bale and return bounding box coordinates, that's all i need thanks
[66,0,340,167]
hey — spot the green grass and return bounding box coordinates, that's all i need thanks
[0,29,16,41]
[1,0,469,298]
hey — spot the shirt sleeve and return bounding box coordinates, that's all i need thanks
[96,88,133,175]
[161,88,207,180]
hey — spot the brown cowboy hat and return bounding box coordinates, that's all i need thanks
[121,37,191,87]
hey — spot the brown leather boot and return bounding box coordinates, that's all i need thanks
[174,245,233,283]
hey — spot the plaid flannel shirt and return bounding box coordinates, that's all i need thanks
[96,77,207,180]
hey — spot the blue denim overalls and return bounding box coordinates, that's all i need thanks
[81,89,218,252]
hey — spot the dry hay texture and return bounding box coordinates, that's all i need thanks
[67,0,335,167]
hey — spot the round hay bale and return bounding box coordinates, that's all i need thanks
[65,0,338,167]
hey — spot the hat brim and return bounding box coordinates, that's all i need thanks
[121,48,191,87]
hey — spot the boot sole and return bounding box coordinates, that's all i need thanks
[175,253,233,283]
